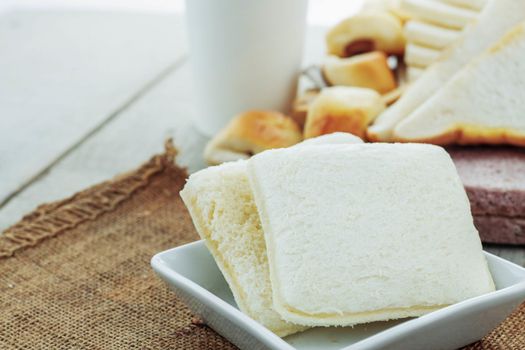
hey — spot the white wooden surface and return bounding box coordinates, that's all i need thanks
[0,8,523,266]
[0,10,186,206]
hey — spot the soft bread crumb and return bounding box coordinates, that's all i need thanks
[247,143,495,327]
[180,161,304,337]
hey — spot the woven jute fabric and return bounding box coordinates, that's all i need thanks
[0,144,523,349]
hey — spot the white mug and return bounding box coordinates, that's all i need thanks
[185,0,308,136]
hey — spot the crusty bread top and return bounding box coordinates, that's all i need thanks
[204,110,302,165]
[304,87,385,139]
[322,52,397,94]
[247,143,494,323]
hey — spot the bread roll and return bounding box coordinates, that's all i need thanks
[326,12,405,57]
[304,87,385,139]
[322,52,397,94]
[204,111,302,165]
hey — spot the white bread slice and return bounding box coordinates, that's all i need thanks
[404,20,461,49]
[180,161,304,337]
[295,132,363,146]
[400,0,478,29]
[179,134,363,336]
[368,0,525,141]
[407,66,425,81]
[440,0,486,11]
[247,143,495,327]
[394,22,525,146]
[404,43,441,68]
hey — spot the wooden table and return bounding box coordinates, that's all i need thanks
[1,9,523,265]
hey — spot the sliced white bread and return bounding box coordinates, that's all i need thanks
[394,22,525,146]
[368,0,525,141]
[404,43,442,68]
[404,20,461,49]
[322,52,397,94]
[247,143,495,327]
[295,132,363,146]
[180,134,363,336]
[407,66,425,81]
[303,86,386,139]
[180,161,304,337]
[400,0,478,29]
[440,0,486,11]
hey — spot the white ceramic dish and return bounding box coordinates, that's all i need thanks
[151,240,525,350]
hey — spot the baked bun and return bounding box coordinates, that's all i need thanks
[204,111,302,165]
[304,87,385,139]
[326,12,405,57]
[290,89,320,129]
[322,52,397,94]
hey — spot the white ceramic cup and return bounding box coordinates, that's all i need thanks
[185,0,308,136]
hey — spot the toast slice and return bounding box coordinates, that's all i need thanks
[180,161,304,337]
[247,143,494,327]
[368,0,525,141]
[393,22,525,146]
[180,134,362,336]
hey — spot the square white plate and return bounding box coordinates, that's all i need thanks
[151,240,525,350]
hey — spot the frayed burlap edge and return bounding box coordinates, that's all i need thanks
[0,139,182,259]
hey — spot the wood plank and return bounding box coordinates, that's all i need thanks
[0,10,186,206]
[0,62,204,231]
[0,24,327,231]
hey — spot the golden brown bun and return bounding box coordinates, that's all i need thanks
[322,52,397,94]
[204,111,302,165]
[304,87,386,140]
[290,89,320,129]
[326,12,405,57]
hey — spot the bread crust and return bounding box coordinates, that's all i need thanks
[392,125,525,147]
[204,111,302,165]
[322,52,397,94]
[304,87,385,140]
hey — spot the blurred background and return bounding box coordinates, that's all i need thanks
[0,0,361,231]
[0,0,363,25]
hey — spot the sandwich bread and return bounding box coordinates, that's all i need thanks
[180,134,363,336]
[393,22,525,146]
[247,143,495,326]
[368,0,525,141]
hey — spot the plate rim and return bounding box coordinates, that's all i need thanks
[151,240,525,350]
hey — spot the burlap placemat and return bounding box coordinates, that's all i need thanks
[0,143,523,349]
